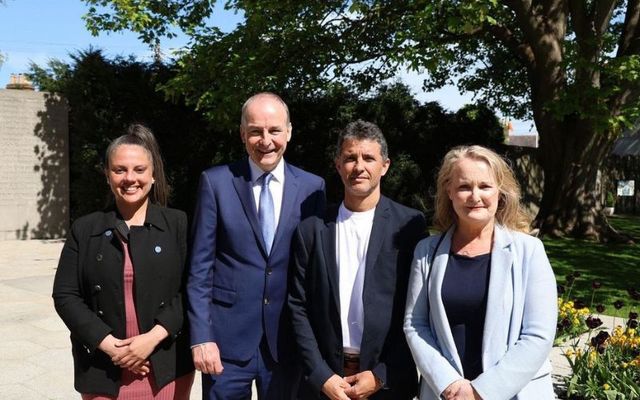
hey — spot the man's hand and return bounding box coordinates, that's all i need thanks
[343,370,382,399]
[192,342,224,375]
[322,374,351,400]
[442,379,481,400]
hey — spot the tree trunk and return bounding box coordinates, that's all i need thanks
[533,119,619,241]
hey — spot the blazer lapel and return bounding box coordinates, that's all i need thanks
[429,227,464,374]
[231,160,267,254]
[272,162,299,251]
[360,198,390,358]
[481,225,514,368]
[322,210,340,312]
[363,197,389,281]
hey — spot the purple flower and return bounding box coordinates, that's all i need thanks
[628,287,640,301]
[591,331,610,347]
[566,274,576,285]
[628,319,639,329]
[573,300,586,310]
[586,316,603,329]
[614,300,625,310]
[596,304,606,313]
[557,284,566,295]
[630,311,639,320]
[573,271,582,278]
[592,281,602,289]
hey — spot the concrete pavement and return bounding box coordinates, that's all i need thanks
[0,239,617,399]
[0,240,202,400]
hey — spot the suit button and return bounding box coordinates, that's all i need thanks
[264,298,270,305]
[94,285,102,292]
[159,301,165,308]
[97,310,104,316]
[96,254,103,262]
[266,268,273,275]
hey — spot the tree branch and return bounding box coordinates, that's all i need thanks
[618,0,640,56]
[593,0,617,37]
[487,24,535,67]
[568,0,589,42]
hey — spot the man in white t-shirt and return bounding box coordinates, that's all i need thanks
[289,120,427,400]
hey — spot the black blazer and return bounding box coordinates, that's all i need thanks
[53,204,194,396]
[288,196,427,399]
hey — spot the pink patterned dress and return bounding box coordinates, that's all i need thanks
[82,239,194,400]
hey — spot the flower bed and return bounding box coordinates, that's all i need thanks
[556,273,640,399]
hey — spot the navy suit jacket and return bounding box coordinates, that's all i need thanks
[288,196,427,399]
[187,159,325,363]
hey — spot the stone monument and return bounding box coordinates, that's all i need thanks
[0,74,69,239]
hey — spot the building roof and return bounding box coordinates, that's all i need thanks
[611,123,640,156]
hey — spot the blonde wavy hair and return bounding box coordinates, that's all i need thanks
[433,145,532,233]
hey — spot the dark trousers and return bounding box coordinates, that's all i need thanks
[201,337,294,400]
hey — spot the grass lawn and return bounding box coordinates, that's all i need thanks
[544,214,640,318]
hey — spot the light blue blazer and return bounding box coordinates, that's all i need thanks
[404,224,557,400]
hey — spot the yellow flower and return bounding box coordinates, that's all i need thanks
[603,383,610,390]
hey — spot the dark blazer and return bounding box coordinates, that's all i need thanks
[187,159,325,362]
[53,204,194,396]
[288,196,427,399]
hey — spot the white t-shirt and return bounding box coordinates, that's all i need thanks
[336,202,375,353]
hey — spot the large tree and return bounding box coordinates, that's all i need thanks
[84,0,640,239]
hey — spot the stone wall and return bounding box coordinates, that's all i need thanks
[0,89,69,239]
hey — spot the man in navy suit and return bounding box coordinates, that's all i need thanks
[187,92,325,399]
[288,120,426,399]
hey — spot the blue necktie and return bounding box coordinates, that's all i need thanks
[259,173,275,254]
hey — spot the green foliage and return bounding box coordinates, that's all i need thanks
[29,50,504,220]
[81,1,534,120]
[81,0,640,238]
[28,49,222,219]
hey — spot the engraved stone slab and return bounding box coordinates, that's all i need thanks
[0,89,69,239]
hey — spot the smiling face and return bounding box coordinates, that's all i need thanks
[107,144,154,212]
[335,138,390,210]
[447,157,500,229]
[240,96,292,172]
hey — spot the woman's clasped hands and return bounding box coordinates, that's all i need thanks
[442,379,482,400]
[99,325,169,376]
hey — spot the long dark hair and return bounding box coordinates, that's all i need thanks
[104,124,170,206]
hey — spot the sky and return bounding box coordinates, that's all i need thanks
[0,0,534,133]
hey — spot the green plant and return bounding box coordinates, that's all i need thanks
[606,192,616,208]
[564,318,640,399]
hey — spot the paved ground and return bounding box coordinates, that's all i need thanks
[0,239,617,399]
[0,240,203,400]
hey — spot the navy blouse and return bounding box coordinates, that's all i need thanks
[441,252,491,380]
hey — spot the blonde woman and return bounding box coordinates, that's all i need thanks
[404,145,557,400]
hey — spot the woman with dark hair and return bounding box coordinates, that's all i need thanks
[53,124,194,399]
[404,145,557,400]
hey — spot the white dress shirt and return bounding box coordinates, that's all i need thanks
[249,158,285,232]
[336,202,375,353]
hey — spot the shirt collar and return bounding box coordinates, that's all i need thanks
[248,157,285,184]
[89,203,168,235]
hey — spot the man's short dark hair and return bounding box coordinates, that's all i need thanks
[335,120,389,160]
